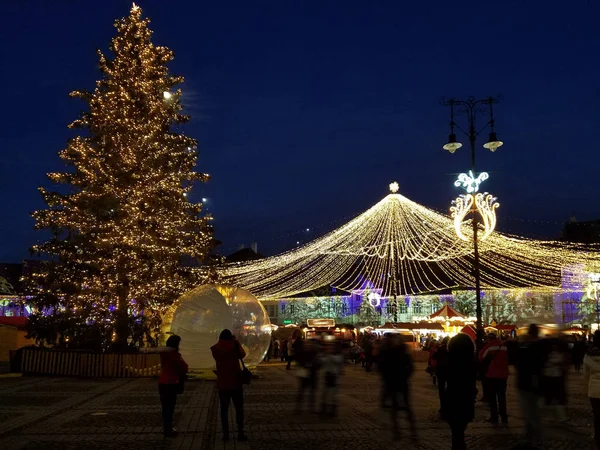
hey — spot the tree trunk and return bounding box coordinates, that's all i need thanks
[114,291,130,351]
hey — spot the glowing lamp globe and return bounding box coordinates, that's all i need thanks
[163,284,271,370]
[483,132,503,152]
[443,133,462,153]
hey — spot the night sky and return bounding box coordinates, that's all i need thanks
[1,0,599,262]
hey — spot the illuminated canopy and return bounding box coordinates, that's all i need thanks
[219,186,600,300]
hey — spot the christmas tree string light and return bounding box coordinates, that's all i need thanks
[220,182,600,300]
[26,4,213,348]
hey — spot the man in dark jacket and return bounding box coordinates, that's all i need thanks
[211,329,248,442]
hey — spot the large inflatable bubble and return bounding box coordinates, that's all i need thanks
[165,284,271,370]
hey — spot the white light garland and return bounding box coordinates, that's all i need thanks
[218,188,600,300]
[450,193,499,241]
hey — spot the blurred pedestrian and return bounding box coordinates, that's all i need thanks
[281,339,288,362]
[211,329,248,442]
[573,335,587,373]
[378,334,393,408]
[158,335,189,438]
[513,324,547,450]
[379,334,416,440]
[434,336,450,419]
[265,339,273,362]
[478,333,491,404]
[363,334,374,372]
[273,339,280,359]
[542,337,569,422]
[319,338,344,416]
[287,331,301,370]
[584,330,600,449]
[479,333,509,424]
[373,337,382,372]
[446,333,477,450]
[296,339,319,413]
[427,338,439,385]
[350,340,362,365]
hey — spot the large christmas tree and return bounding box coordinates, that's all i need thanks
[27,4,213,350]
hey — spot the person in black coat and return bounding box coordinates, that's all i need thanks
[434,336,450,419]
[378,334,416,440]
[446,333,477,450]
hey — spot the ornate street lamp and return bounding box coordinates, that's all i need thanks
[442,96,503,350]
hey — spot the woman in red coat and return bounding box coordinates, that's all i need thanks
[159,335,189,437]
[211,329,247,442]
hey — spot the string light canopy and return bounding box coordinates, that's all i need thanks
[219,183,600,300]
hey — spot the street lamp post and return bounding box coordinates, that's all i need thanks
[442,96,503,351]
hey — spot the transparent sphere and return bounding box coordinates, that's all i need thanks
[168,284,271,369]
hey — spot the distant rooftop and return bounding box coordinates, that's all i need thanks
[225,247,264,263]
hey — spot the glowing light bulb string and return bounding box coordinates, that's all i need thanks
[218,191,600,300]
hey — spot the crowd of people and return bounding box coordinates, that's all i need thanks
[155,326,600,449]
[423,326,598,450]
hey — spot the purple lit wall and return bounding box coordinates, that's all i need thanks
[558,264,586,324]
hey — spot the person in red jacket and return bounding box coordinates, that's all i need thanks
[211,329,248,442]
[479,333,509,423]
[159,335,189,437]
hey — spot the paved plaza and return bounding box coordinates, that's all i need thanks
[0,360,596,450]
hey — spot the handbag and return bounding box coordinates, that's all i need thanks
[235,341,252,385]
[240,359,252,385]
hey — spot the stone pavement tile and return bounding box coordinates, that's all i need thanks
[11,434,172,450]
[239,360,598,450]
[60,410,181,429]
[0,378,136,437]
[0,361,598,450]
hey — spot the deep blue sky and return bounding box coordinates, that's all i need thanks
[1,0,599,261]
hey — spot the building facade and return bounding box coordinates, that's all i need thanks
[261,287,588,328]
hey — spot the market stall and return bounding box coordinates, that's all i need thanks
[428,304,475,335]
[374,322,445,349]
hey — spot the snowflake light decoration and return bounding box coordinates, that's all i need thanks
[454,170,489,193]
[389,182,399,194]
